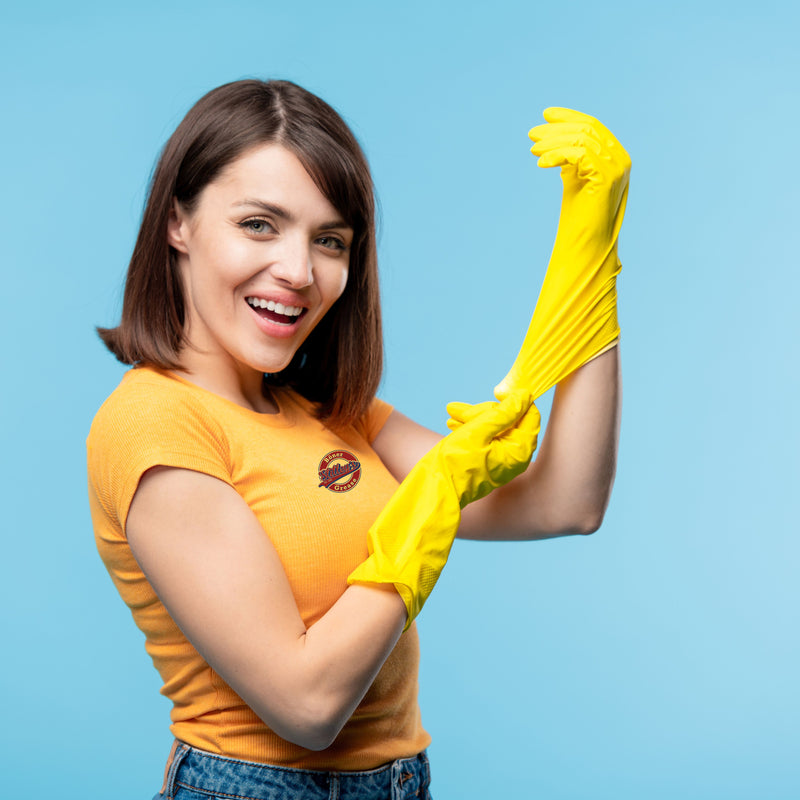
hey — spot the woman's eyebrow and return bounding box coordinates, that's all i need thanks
[233,198,350,231]
[234,199,293,220]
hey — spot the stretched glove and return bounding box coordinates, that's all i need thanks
[348,392,540,629]
[495,107,631,401]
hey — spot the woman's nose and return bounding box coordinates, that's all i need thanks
[270,239,313,288]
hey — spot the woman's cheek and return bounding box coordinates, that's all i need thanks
[337,265,349,298]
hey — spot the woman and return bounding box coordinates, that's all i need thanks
[88,79,627,799]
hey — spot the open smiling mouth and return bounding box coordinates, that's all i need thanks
[246,297,307,326]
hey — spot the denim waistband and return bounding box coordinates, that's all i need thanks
[158,740,432,800]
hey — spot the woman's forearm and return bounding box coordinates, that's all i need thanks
[234,583,407,752]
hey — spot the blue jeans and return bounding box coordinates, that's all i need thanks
[154,740,433,800]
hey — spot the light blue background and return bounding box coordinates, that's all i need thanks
[1,1,797,797]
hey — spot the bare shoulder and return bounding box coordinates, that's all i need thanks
[371,409,443,484]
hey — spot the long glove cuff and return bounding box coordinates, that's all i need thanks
[347,451,461,631]
[497,248,620,400]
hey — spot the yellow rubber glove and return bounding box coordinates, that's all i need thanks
[495,108,631,401]
[348,392,540,629]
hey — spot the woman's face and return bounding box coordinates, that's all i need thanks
[168,143,352,384]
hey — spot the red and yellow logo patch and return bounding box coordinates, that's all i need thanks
[318,450,362,493]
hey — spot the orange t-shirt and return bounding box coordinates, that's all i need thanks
[87,366,431,769]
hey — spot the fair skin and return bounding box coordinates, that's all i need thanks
[127,143,621,751]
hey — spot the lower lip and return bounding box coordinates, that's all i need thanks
[246,302,308,339]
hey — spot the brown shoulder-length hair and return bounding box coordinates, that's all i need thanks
[98,79,382,428]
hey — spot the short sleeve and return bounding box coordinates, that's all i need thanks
[357,397,395,444]
[87,373,232,540]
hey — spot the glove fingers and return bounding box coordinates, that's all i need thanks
[530,132,602,157]
[536,146,588,170]
[446,399,496,424]
[446,396,528,434]
[487,401,541,480]
[495,400,541,451]
[513,401,542,440]
[446,400,491,432]
[542,106,598,124]
[446,399,505,433]
[529,121,597,144]
[539,110,625,163]
[464,391,531,442]
[543,107,613,141]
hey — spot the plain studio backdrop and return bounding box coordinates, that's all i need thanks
[1,1,797,798]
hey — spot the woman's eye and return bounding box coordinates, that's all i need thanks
[240,218,274,235]
[317,236,347,252]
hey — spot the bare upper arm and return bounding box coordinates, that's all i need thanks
[126,466,309,733]
[371,410,443,484]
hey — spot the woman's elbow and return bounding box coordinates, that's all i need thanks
[291,724,340,753]
[263,691,351,752]
[576,512,604,536]
[550,504,607,537]
[564,486,614,535]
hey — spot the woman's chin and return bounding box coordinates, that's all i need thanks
[255,353,297,377]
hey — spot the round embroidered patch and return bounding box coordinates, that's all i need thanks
[318,450,362,492]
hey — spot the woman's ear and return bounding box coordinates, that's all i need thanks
[167,199,190,254]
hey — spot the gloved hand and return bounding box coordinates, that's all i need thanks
[445,398,541,444]
[348,391,539,628]
[495,107,631,401]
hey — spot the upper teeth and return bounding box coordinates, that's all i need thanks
[246,297,303,316]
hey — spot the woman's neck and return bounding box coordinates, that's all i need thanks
[172,355,279,414]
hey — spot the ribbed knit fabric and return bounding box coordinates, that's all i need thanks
[87,366,430,769]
